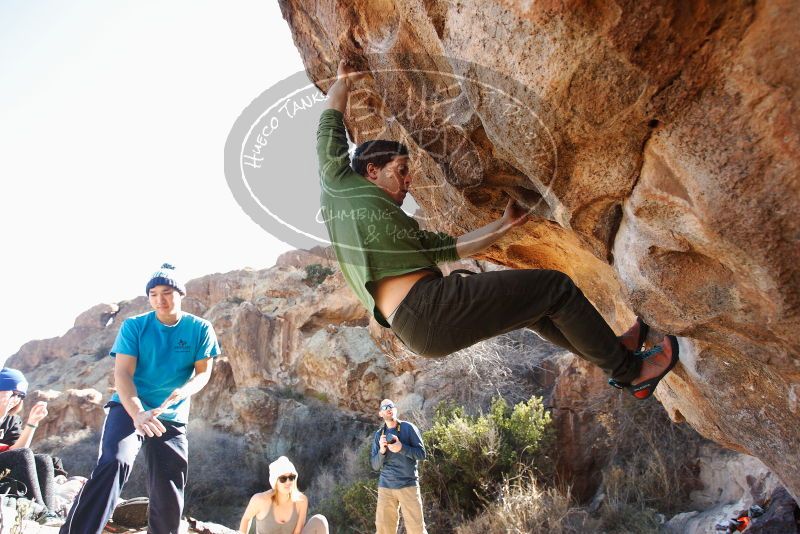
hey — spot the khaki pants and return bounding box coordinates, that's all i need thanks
[375,486,427,534]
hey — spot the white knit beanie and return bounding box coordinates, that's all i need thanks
[268,456,298,489]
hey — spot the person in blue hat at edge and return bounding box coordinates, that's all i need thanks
[60,263,221,534]
[0,367,55,518]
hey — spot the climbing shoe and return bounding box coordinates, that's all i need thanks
[608,335,679,399]
[630,335,680,399]
[619,317,650,352]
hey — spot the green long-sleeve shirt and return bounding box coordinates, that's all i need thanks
[317,109,460,326]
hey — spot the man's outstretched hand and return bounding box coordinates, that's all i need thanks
[502,198,530,229]
[328,59,366,112]
[456,197,530,258]
[337,59,357,87]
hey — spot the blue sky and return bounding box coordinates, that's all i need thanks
[0,1,305,360]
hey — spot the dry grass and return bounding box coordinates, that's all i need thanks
[454,476,595,534]
[593,395,706,533]
[596,465,662,534]
[305,443,370,508]
[424,331,561,409]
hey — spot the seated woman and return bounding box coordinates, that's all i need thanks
[0,368,54,512]
[239,456,328,534]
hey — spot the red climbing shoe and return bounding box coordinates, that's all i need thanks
[629,335,680,399]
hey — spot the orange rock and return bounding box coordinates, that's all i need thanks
[278,0,800,500]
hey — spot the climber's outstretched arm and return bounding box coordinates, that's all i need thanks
[455,199,529,258]
[326,60,356,113]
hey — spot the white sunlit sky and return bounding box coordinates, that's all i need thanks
[0,2,307,361]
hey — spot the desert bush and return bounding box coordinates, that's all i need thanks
[454,476,595,534]
[315,441,378,533]
[309,442,372,503]
[594,395,705,533]
[424,331,560,409]
[184,428,259,524]
[422,396,554,519]
[272,401,371,488]
[304,264,334,287]
[325,478,378,533]
[596,465,662,534]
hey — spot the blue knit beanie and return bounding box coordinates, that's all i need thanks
[145,263,185,296]
[0,368,28,395]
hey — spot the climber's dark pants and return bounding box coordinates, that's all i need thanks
[60,402,188,534]
[390,269,641,383]
[0,448,55,509]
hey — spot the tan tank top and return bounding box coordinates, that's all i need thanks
[255,501,298,534]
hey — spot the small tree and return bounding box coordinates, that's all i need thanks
[304,264,334,287]
[421,396,553,518]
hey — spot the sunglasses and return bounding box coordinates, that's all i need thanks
[278,474,296,483]
[380,403,395,410]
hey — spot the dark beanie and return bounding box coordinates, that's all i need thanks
[145,263,185,296]
[0,368,28,394]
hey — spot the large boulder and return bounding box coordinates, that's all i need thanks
[278,0,800,499]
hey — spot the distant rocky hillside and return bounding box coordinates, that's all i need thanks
[7,249,795,531]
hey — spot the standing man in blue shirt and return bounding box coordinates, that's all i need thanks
[370,399,427,534]
[61,263,221,534]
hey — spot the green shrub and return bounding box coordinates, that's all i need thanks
[317,442,378,533]
[323,478,378,533]
[304,264,334,287]
[422,396,553,519]
[316,397,554,531]
[308,390,330,403]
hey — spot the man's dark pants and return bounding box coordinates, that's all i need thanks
[391,269,641,383]
[59,402,188,534]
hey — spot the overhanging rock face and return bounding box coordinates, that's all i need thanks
[278,0,800,499]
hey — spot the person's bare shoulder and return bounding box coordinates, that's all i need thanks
[252,489,274,506]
